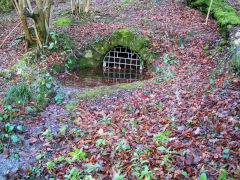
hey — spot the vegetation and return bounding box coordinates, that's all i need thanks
[0,0,13,12]
[71,81,145,99]
[52,17,72,26]
[185,0,240,26]
[4,83,34,105]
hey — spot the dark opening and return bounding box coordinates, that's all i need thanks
[102,46,142,70]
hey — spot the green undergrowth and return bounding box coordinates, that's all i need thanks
[70,81,145,99]
[0,0,13,13]
[0,50,58,154]
[185,0,240,27]
[1,50,56,111]
[46,29,79,72]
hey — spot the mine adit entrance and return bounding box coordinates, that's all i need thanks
[57,46,149,88]
[102,46,144,83]
[102,46,142,70]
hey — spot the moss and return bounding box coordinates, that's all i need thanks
[78,57,95,68]
[20,50,38,63]
[51,63,65,73]
[227,25,233,30]
[131,37,150,52]
[231,57,240,70]
[52,17,72,26]
[109,29,135,47]
[12,58,29,74]
[58,11,71,17]
[115,81,145,89]
[71,87,114,99]
[70,80,145,99]
[186,0,240,26]
[220,40,227,46]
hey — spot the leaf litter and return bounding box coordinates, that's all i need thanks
[0,0,240,179]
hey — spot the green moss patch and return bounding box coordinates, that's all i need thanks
[70,81,146,99]
[186,0,240,26]
[53,17,72,26]
[115,81,145,89]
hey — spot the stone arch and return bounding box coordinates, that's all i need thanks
[78,29,156,69]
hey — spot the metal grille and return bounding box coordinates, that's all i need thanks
[102,47,142,70]
[103,68,141,83]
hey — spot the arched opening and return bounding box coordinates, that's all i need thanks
[102,46,142,70]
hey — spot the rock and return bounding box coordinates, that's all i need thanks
[194,127,201,135]
[95,15,101,19]
[230,25,240,70]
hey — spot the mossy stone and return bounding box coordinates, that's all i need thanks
[231,47,240,70]
[131,37,150,52]
[76,29,154,69]
[109,29,135,47]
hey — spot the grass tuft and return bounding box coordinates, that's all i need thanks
[4,83,34,105]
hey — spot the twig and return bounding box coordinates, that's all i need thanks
[205,0,214,24]
[0,22,21,48]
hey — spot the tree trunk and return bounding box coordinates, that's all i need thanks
[14,0,33,46]
[71,0,90,14]
[36,0,46,44]
[11,0,53,48]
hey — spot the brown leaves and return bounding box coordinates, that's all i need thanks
[29,137,38,144]
[233,78,240,86]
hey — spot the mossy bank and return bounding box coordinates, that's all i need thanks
[185,0,240,27]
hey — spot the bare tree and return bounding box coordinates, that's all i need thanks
[71,0,90,14]
[12,0,53,48]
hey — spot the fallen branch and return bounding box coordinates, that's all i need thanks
[205,0,214,24]
[0,22,21,48]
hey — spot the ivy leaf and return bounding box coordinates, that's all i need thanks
[222,149,230,158]
[36,154,43,160]
[46,159,55,171]
[11,134,18,143]
[48,42,55,50]
[17,125,24,132]
[26,106,32,113]
[200,172,207,180]
[46,83,52,89]
[182,171,188,177]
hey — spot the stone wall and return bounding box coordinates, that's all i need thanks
[230,25,240,70]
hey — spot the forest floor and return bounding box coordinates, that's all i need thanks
[0,0,240,179]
